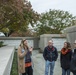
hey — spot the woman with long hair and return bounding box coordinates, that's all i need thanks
[60,42,72,75]
[18,39,33,75]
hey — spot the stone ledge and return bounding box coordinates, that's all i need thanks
[40,34,66,38]
[65,26,76,33]
[0,37,39,40]
[0,46,15,75]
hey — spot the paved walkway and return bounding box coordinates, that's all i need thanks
[32,50,73,75]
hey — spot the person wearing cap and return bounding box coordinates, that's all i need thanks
[43,40,58,75]
[70,40,76,75]
[17,39,33,75]
[60,42,72,75]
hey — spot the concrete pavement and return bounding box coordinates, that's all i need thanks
[32,50,73,75]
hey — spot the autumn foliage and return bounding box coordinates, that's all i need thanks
[0,0,39,35]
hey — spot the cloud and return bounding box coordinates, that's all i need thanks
[28,0,76,16]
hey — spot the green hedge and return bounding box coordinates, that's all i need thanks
[0,41,4,47]
[10,51,18,75]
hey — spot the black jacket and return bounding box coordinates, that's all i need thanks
[43,46,58,61]
[70,49,76,73]
[60,49,72,70]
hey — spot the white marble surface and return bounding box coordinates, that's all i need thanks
[53,38,66,51]
[0,37,66,51]
[0,40,33,49]
[0,46,15,75]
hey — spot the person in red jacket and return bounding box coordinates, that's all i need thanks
[60,42,72,75]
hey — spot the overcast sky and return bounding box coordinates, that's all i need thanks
[28,0,76,16]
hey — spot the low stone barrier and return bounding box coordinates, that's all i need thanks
[0,46,15,75]
[65,26,76,48]
[0,37,39,49]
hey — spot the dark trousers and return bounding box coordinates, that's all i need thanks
[22,66,33,75]
[73,72,76,75]
[62,69,70,75]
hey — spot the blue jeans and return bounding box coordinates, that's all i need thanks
[62,69,70,75]
[45,60,55,75]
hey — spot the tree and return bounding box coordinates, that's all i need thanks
[0,0,39,36]
[0,0,24,29]
[34,9,76,35]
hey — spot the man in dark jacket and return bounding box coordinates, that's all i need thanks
[43,40,58,75]
[70,40,76,75]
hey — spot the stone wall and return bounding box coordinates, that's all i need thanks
[0,46,15,75]
[0,35,66,52]
[39,34,66,52]
[39,34,52,52]
[0,37,39,49]
[65,26,76,48]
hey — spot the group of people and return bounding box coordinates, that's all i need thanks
[43,40,76,75]
[17,39,76,75]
